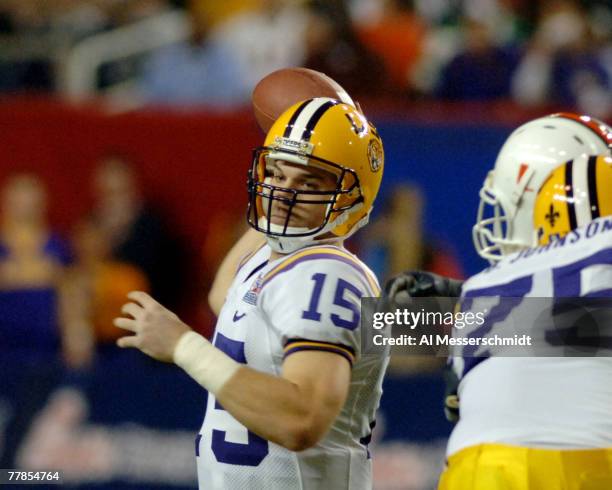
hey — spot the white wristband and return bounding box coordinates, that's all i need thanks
[173,331,241,394]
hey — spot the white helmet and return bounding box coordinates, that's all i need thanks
[473,113,611,263]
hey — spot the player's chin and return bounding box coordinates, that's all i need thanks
[270,215,306,228]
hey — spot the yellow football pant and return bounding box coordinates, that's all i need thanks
[438,443,612,490]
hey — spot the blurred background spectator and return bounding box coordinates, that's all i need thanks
[355,0,425,95]
[511,0,611,117]
[138,0,252,108]
[59,218,149,370]
[358,184,464,283]
[90,154,187,312]
[210,0,310,92]
[304,0,388,97]
[0,173,71,357]
[434,17,520,101]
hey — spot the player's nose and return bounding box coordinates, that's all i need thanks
[274,182,298,200]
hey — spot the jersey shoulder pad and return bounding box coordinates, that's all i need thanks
[259,245,380,297]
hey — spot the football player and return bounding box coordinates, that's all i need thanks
[387,114,612,489]
[114,98,388,489]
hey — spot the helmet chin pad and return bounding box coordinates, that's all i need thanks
[258,211,353,254]
[259,204,369,255]
[265,233,336,254]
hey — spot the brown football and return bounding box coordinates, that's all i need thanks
[252,67,355,134]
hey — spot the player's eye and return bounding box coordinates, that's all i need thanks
[265,167,284,182]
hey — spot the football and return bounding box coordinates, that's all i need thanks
[252,67,355,134]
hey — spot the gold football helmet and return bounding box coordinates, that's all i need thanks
[534,154,612,245]
[247,97,384,253]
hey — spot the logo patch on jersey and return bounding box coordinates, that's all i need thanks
[243,274,264,305]
[233,311,246,322]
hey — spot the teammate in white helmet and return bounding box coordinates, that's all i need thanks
[387,113,612,489]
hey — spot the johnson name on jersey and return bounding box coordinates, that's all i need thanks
[447,215,612,455]
[196,244,388,490]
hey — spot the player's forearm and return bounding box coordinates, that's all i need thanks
[216,367,327,451]
[173,331,331,451]
[208,228,265,315]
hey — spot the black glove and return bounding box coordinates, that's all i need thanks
[384,271,464,306]
[380,271,464,422]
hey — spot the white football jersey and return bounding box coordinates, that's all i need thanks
[447,215,612,456]
[196,244,388,490]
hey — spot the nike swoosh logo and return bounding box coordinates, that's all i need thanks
[233,311,246,322]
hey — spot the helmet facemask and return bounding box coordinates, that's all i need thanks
[247,147,364,253]
[472,171,535,264]
[473,175,509,262]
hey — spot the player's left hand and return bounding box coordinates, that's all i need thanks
[114,291,191,363]
[385,271,464,306]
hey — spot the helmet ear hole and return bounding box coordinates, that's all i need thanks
[331,171,361,212]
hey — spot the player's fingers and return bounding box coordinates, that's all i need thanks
[388,275,413,299]
[127,291,158,309]
[117,335,140,349]
[121,302,143,319]
[113,317,138,332]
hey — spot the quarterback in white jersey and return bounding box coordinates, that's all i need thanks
[113,97,388,489]
[199,243,384,489]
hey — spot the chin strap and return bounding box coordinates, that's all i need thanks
[265,234,339,254]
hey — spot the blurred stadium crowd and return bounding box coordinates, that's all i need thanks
[0,0,610,117]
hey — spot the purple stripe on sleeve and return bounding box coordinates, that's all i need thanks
[283,344,354,366]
